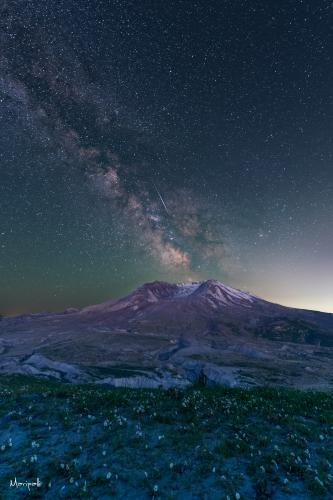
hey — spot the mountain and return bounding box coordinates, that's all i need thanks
[1,280,333,389]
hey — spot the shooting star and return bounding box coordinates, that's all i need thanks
[153,181,170,216]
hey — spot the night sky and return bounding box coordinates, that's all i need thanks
[1,0,333,315]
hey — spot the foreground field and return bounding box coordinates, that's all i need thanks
[0,376,332,499]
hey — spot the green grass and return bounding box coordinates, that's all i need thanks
[0,375,332,499]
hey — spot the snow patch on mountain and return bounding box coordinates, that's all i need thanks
[174,282,201,297]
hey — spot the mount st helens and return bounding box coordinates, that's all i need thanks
[0,280,332,389]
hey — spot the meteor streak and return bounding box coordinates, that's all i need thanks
[153,181,170,216]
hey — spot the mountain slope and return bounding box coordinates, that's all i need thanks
[0,280,332,389]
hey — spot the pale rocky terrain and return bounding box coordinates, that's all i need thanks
[1,280,333,389]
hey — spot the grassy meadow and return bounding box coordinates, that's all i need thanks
[0,375,332,499]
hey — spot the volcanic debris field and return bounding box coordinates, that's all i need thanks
[0,376,332,499]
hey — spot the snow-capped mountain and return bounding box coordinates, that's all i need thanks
[80,280,269,316]
[0,280,333,389]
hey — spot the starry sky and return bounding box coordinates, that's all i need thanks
[1,0,333,315]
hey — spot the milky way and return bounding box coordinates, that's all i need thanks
[1,1,333,314]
